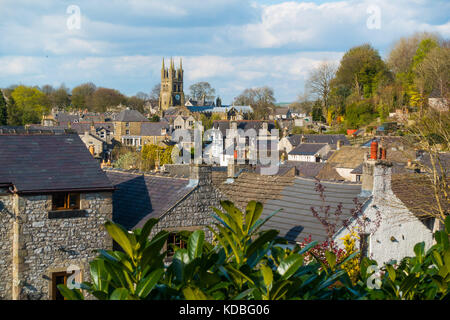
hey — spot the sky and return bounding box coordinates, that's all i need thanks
[0,0,449,104]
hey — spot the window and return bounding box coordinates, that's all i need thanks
[52,192,80,211]
[356,175,361,182]
[51,271,75,300]
[125,122,129,127]
[126,130,130,135]
[166,232,187,257]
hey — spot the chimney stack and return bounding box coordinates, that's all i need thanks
[301,135,307,143]
[337,140,343,150]
[189,164,212,186]
[227,162,236,178]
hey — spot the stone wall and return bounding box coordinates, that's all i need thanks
[0,194,14,299]
[0,191,112,300]
[152,165,225,241]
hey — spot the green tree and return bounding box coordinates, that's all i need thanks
[50,84,71,109]
[311,100,325,122]
[91,87,126,112]
[333,44,389,100]
[10,85,50,125]
[71,82,96,110]
[345,100,377,129]
[0,90,7,125]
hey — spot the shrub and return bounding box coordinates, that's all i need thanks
[58,201,450,300]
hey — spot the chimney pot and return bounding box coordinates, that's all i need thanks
[370,141,378,160]
[381,148,387,160]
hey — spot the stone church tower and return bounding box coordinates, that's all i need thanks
[159,57,185,111]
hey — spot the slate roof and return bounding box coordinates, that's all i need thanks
[350,164,363,174]
[140,121,170,136]
[287,134,350,148]
[1,126,68,134]
[284,161,327,178]
[213,171,295,211]
[288,143,327,156]
[212,120,276,137]
[187,105,253,114]
[115,109,149,122]
[54,113,80,123]
[261,177,365,243]
[29,122,115,135]
[315,163,346,181]
[391,173,449,219]
[105,170,195,230]
[0,133,114,193]
[326,146,367,168]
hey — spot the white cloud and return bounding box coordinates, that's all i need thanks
[0,0,448,102]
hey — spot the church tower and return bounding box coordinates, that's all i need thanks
[159,57,185,111]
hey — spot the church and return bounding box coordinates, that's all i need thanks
[159,57,185,111]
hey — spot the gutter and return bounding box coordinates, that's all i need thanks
[13,186,116,195]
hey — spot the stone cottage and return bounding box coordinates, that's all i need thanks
[105,165,226,255]
[0,131,114,300]
[333,143,443,264]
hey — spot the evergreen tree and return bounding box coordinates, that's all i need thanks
[0,90,7,125]
[6,96,22,126]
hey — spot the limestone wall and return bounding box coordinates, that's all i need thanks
[0,194,14,299]
[152,165,225,241]
[0,192,112,300]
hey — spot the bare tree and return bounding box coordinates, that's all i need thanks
[402,109,449,226]
[415,47,450,98]
[305,61,337,111]
[387,32,440,75]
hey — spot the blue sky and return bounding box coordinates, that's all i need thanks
[0,0,448,103]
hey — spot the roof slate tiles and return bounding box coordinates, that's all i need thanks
[0,133,113,192]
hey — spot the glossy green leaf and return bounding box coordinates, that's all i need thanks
[183,286,209,300]
[56,285,84,300]
[244,201,263,233]
[277,254,304,280]
[105,221,134,259]
[261,264,273,291]
[110,288,131,300]
[135,268,164,298]
[188,230,205,261]
[138,218,159,248]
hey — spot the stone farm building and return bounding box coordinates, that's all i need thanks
[0,130,114,300]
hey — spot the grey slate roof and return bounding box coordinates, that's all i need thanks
[140,121,170,136]
[261,177,365,243]
[105,170,195,230]
[115,109,149,122]
[212,120,276,137]
[288,143,327,155]
[0,133,114,193]
[284,161,326,178]
[287,134,350,148]
[350,164,363,174]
